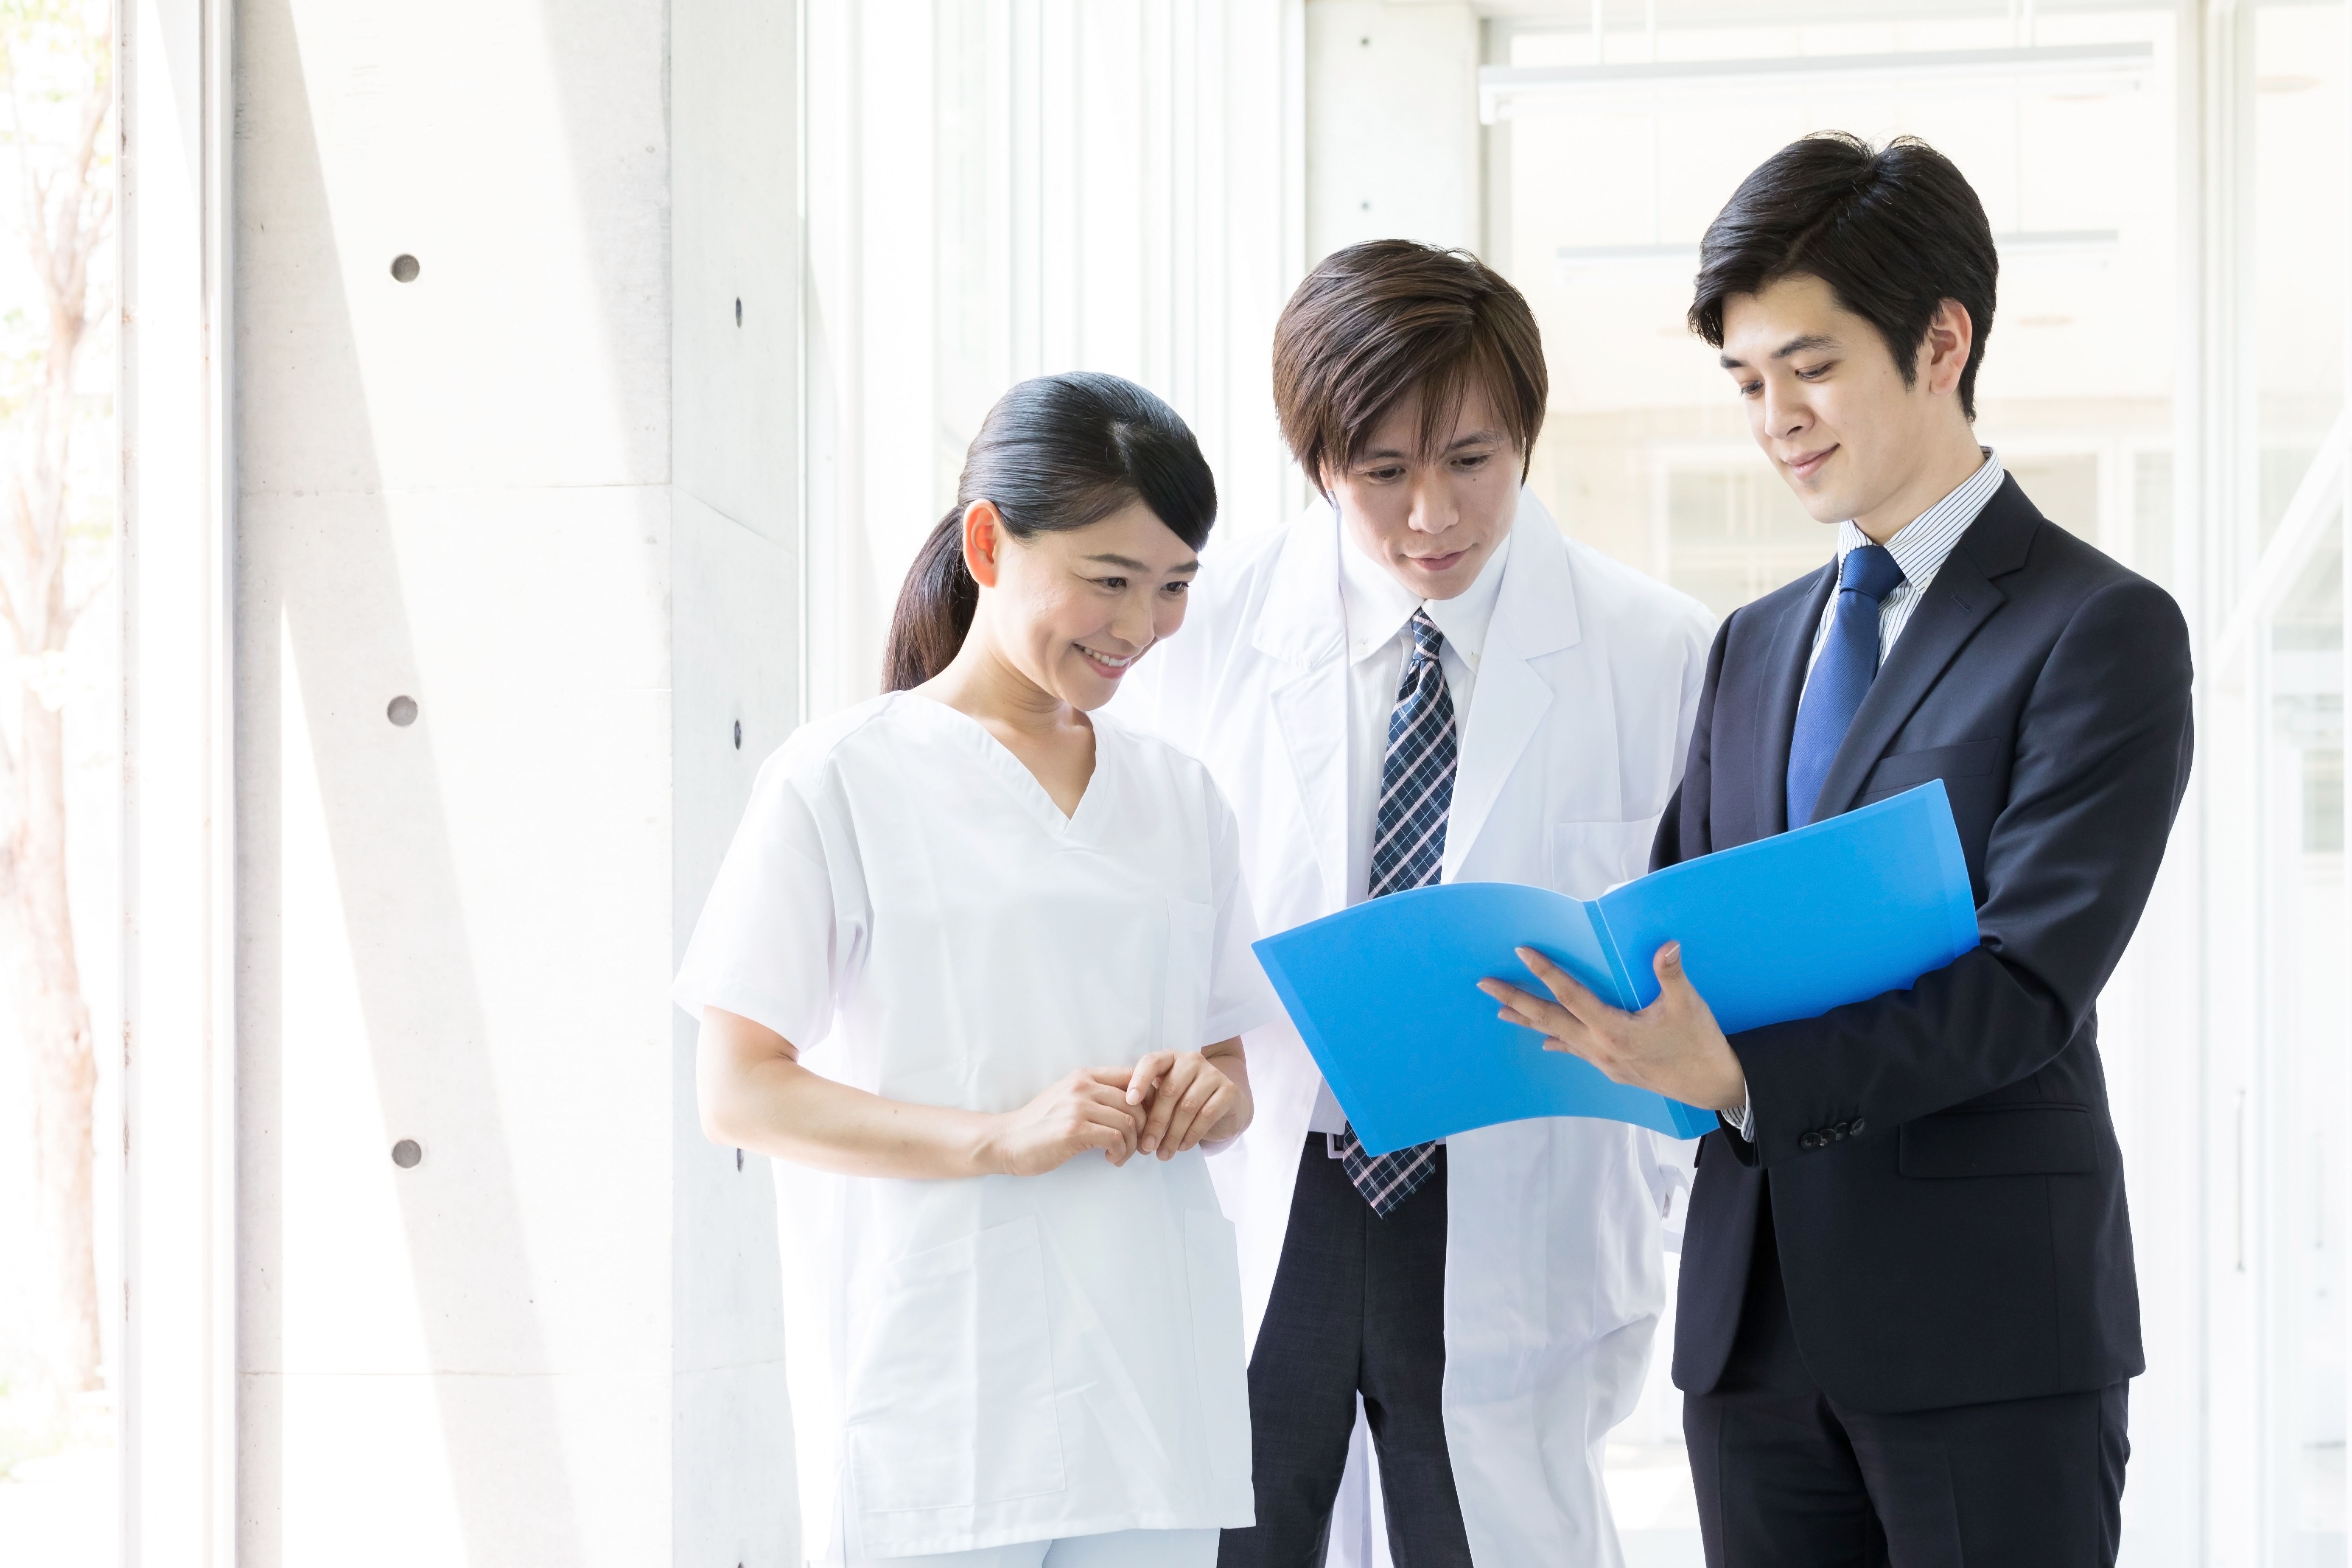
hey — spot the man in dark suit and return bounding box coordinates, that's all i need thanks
[1480,133,2192,1565]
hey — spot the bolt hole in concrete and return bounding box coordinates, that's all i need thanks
[390,252,420,282]
[734,719,742,749]
[391,1139,423,1169]
[387,694,419,726]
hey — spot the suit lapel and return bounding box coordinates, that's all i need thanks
[1754,565,1836,836]
[1808,487,2036,821]
[1443,499,1578,878]
[1254,508,1352,915]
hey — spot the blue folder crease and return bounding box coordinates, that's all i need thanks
[1251,781,1981,1154]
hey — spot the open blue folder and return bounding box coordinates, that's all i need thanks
[1251,782,1980,1153]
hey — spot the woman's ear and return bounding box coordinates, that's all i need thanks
[962,500,1005,589]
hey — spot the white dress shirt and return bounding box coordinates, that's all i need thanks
[1304,516,1514,1135]
[1724,449,2004,1142]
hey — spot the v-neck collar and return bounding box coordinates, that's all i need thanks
[894,692,1112,842]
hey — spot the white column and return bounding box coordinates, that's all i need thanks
[120,0,235,1561]
[802,0,1304,722]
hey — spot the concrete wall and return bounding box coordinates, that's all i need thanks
[1305,0,1482,263]
[232,0,791,1560]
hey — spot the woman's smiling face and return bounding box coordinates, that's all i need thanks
[964,497,1202,712]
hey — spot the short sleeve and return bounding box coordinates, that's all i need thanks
[1201,782,1283,1044]
[673,756,842,1048]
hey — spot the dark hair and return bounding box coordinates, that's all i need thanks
[883,372,1217,692]
[1689,133,1998,419]
[1272,239,1547,492]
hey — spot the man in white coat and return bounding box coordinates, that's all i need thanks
[1120,241,1714,1566]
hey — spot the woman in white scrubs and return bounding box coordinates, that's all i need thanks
[676,373,1275,1568]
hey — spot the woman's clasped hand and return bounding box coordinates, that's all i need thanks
[986,1049,1246,1174]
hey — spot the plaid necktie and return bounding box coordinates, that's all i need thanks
[1335,609,1455,1216]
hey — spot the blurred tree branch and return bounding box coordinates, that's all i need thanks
[0,0,112,1400]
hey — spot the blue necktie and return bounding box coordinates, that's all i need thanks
[1337,610,1455,1216]
[1785,545,1904,830]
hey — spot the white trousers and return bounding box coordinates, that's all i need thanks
[851,1528,1219,1567]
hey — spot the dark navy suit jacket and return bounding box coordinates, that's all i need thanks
[1654,475,2193,1414]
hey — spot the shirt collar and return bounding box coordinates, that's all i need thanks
[1337,510,1513,667]
[1835,447,2005,586]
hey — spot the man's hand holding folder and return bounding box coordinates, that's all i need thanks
[1481,937,1748,1115]
[1248,780,1979,1156]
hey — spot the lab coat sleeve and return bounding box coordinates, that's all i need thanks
[671,755,841,1050]
[1201,782,1283,1046]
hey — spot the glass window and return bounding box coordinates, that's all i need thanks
[2260,522,2345,1562]
[2253,4,2347,556]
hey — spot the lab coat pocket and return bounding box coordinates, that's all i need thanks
[1549,818,1661,901]
[845,1217,1066,1513]
[1183,1208,1253,1481]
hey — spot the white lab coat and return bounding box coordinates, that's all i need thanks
[1119,491,1715,1565]
[673,694,1274,1560]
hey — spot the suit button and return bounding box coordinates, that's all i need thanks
[1800,1132,1822,1151]
[1834,1121,1851,1139]
[1850,1117,1866,1135]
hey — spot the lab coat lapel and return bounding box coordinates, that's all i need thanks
[1443,502,1577,880]
[1254,510,1352,916]
[1755,565,1836,837]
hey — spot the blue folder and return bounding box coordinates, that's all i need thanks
[1251,782,1981,1152]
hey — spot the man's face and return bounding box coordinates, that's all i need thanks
[1323,385,1520,602]
[1717,273,1961,529]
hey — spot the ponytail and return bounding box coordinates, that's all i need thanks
[883,506,981,692]
[878,372,1217,692]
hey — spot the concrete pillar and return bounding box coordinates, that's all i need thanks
[231,0,792,1560]
[1305,0,1482,264]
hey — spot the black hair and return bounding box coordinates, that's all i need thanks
[883,372,1218,692]
[1689,133,1998,420]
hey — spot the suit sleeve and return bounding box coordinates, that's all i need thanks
[1733,576,2194,1168]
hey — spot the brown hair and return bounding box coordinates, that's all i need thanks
[1271,240,1548,492]
[882,373,1218,692]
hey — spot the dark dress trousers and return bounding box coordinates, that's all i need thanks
[1218,1136,1472,1568]
[1655,478,2192,1562]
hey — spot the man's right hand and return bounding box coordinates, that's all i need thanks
[981,1068,1150,1175]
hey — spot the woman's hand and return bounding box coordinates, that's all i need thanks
[1121,1039,1251,1158]
[980,1068,1152,1175]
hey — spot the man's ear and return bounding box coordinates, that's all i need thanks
[962,501,1005,589]
[1919,299,1975,399]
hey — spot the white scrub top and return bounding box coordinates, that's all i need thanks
[674,692,1278,1560]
